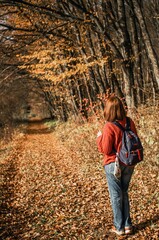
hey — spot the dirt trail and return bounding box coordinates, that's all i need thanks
[0,124,60,237]
[0,123,107,240]
[0,122,158,240]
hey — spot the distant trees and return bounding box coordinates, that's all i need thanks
[0,0,159,121]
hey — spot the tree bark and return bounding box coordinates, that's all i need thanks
[132,0,159,89]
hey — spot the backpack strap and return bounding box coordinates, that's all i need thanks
[113,117,130,131]
[113,120,125,131]
[112,117,131,154]
[125,117,131,130]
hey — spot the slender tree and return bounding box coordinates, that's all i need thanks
[0,0,158,121]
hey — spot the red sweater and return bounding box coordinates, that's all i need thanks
[96,117,137,166]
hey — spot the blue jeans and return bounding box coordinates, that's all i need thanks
[104,162,134,231]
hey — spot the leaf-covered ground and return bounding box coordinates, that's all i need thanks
[0,107,159,240]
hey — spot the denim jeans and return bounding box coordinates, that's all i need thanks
[104,162,134,231]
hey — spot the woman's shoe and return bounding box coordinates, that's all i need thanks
[110,226,125,236]
[125,226,133,235]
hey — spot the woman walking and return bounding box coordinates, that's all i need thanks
[97,95,138,236]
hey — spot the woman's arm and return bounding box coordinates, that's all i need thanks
[96,123,115,155]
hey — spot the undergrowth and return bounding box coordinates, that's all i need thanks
[53,105,159,166]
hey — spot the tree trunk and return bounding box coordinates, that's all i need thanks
[132,0,159,89]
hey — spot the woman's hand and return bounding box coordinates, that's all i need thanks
[97,130,102,138]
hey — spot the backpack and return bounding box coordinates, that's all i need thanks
[113,117,144,166]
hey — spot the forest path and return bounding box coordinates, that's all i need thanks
[0,122,158,240]
[0,122,110,240]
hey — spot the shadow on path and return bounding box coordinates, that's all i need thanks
[134,214,159,233]
[107,215,159,239]
[26,128,53,135]
[24,120,54,135]
[0,151,32,239]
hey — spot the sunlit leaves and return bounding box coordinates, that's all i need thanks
[0,107,159,239]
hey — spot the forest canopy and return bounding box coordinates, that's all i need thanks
[0,0,159,121]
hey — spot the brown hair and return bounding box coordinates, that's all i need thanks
[104,95,126,122]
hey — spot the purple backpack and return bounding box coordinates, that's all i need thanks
[113,117,144,166]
